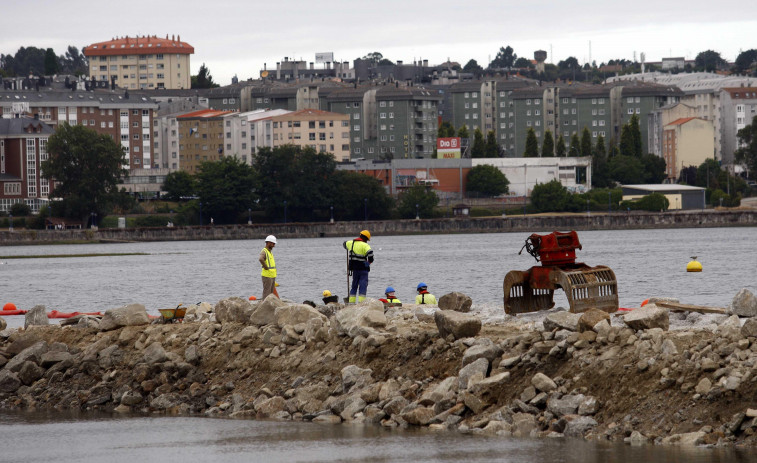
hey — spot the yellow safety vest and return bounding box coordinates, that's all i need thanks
[416,293,437,304]
[261,248,276,278]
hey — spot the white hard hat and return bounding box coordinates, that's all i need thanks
[265,235,277,244]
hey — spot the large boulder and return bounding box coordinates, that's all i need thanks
[99,303,150,331]
[437,292,473,313]
[742,318,757,338]
[5,341,48,372]
[531,372,557,393]
[334,300,387,337]
[731,289,757,317]
[578,308,611,332]
[215,297,254,324]
[461,342,504,367]
[24,305,49,328]
[0,370,22,393]
[341,365,373,393]
[458,358,489,390]
[249,295,287,326]
[623,305,669,331]
[142,342,168,364]
[0,316,6,331]
[275,304,328,329]
[543,311,581,332]
[435,310,481,340]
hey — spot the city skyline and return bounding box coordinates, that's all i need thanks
[1,0,756,85]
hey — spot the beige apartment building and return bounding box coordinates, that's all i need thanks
[83,35,193,90]
[662,117,715,181]
[177,109,234,174]
[270,109,350,161]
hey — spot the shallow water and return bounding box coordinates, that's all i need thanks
[0,410,749,463]
[2,228,754,321]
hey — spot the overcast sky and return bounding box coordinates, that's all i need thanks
[2,0,756,85]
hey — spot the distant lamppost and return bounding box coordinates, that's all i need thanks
[523,201,526,216]
[90,212,97,229]
[248,208,252,225]
[415,203,420,220]
[199,202,203,225]
[283,200,287,224]
[330,205,334,224]
[8,213,12,231]
[363,198,368,222]
[608,191,612,214]
[719,197,724,208]
[586,199,590,217]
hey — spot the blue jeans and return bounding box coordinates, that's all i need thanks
[350,269,369,299]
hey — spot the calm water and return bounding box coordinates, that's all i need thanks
[2,228,755,321]
[0,410,748,463]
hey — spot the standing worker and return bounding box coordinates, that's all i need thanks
[343,230,374,303]
[415,283,437,305]
[259,235,278,299]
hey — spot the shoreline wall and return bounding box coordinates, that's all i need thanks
[1,210,755,245]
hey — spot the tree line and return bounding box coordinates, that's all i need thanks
[0,45,88,77]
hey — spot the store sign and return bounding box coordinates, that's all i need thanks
[437,137,461,158]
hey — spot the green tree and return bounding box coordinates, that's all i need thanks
[556,134,567,157]
[530,179,570,212]
[328,171,394,221]
[580,127,592,157]
[735,115,757,178]
[630,114,642,157]
[42,123,127,224]
[524,128,539,157]
[619,115,642,157]
[10,202,31,216]
[734,49,757,75]
[513,57,534,69]
[641,154,667,183]
[195,157,257,224]
[608,155,645,184]
[541,130,554,157]
[254,145,336,221]
[695,50,727,72]
[466,164,510,197]
[608,136,620,157]
[438,121,456,138]
[463,59,483,75]
[490,45,516,69]
[398,184,439,219]
[44,48,58,75]
[621,193,669,211]
[471,128,485,157]
[569,133,581,157]
[457,124,470,139]
[60,46,87,75]
[592,135,611,188]
[162,170,197,201]
[484,130,499,158]
[191,63,219,89]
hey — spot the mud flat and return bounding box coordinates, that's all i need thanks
[2,289,757,448]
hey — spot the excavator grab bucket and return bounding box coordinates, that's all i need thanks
[554,265,618,314]
[503,270,555,315]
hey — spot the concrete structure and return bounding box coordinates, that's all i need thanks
[720,87,757,167]
[662,117,715,181]
[83,35,194,90]
[0,89,158,170]
[621,184,706,210]
[270,109,351,161]
[472,157,592,196]
[647,102,697,157]
[177,109,234,173]
[0,117,55,213]
[222,109,291,165]
[117,167,172,196]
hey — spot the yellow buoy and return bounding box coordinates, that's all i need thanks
[687,256,702,272]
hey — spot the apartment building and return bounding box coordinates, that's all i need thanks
[0,89,158,169]
[222,109,291,165]
[720,87,757,165]
[270,109,350,161]
[177,109,234,173]
[662,117,715,181]
[83,35,193,90]
[0,117,55,213]
[647,102,697,157]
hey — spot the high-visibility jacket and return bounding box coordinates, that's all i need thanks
[343,238,374,271]
[416,291,437,305]
[261,247,276,278]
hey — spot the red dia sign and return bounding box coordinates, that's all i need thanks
[437,137,461,158]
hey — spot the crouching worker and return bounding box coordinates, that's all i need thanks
[322,290,340,305]
[415,282,437,305]
[379,286,402,307]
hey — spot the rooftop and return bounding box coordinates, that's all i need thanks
[83,35,194,57]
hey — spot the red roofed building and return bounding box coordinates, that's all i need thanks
[662,117,715,181]
[83,35,194,90]
[177,109,235,173]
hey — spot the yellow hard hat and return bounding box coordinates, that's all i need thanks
[360,230,371,240]
[323,290,332,297]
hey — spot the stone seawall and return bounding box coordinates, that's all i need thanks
[1,210,755,244]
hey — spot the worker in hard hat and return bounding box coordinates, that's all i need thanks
[415,283,437,305]
[259,235,278,299]
[379,286,402,307]
[322,290,339,305]
[343,230,374,303]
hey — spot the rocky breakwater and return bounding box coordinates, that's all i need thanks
[2,289,757,447]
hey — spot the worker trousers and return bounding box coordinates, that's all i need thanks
[349,269,369,303]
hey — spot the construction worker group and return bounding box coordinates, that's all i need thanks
[259,230,436,304]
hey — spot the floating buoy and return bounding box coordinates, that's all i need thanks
[3,302,17,311]
[687,256,702,273]
[248,296,257,301]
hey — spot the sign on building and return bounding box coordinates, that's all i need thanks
[437,137,462,159]
[315,52,334,64]
[11,102,30,115]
